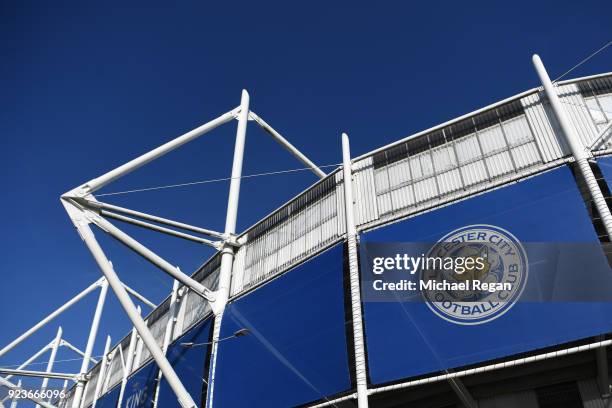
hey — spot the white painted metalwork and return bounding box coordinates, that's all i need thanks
[206,90,250,408]
[0,377,57,408]
[341,133,369,408]
[533,54,612,238]
[36,327,62,408]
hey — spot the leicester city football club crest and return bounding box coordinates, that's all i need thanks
[420,224,528,325]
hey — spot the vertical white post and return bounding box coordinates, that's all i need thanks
[532,54,612,237]
[91,336,111,408]
[153,280,180,408]
[117,309,140,408]
[341,133,370,408]
[72,279,108,408]
[206,90,250,408]
[73,221,197,408]
[36,327,62,408]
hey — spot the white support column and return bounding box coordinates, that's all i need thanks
[71,279,108,408]
[0,280,101,359]
[533,54,612,237]
[206,90,250,408]
[91,335,111,408]
[36,327,62,408]
[72,220,197,408]
[153,280,181,408]
[341,133,369,408]
[117,318,140,408]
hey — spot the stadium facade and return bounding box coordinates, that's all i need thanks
[3,57,612,408]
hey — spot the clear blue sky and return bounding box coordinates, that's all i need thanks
[1,0,610,400]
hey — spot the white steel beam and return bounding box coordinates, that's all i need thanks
[0,377,57,408]
[0,280,102,359]
[99,210,221,249]
[0,369,76,381]
[249,111,326,179]
[71,279,108,408]
[76,108,239,195]
[81,200,226,240]
[117,313,140,408]
[36,327,62,408]
[72,221,197,408]
[341,133,369,408]
[206,89,250,408]
[82,209,214,302]
[59,340,98,364]
[153,280,181,408]
[533,54,612,237]
[120,282,156,309]
[91,335,111,408]
[3,343,52,381]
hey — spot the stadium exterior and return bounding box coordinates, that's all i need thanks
[3,55,612,408]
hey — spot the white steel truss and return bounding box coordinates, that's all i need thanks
[53,89,327,408]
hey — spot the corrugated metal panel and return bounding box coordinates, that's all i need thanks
[578,378,607,408]
[230,174,343,296]
[521,92,568,162]
[81,363,100,407]
[479,390,539,408]
[352,157,379,225]
[359,101,543,227]
[557,83,599,147]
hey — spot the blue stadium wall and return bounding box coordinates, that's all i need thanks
[92,162,612,407]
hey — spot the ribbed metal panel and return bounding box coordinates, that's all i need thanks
[479,390,539,408]
[230,173,343,296]
[557,83,599,147]
[521,92,568,162]
[136,300,170,368]
[81,363,100,408]
[180,256,219,332]
[352,157,379,225]
[105,336,131,393]
[578,378,607,408]
[358,105,543,226]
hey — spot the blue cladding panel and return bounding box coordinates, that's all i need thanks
[94,385,120,408]
[156,318,213,407]
[121,361,158,408]
[213,244,351,407]
[598,156,612,185]
[362,166,612,384]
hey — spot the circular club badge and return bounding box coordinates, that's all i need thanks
[420,225,528,325]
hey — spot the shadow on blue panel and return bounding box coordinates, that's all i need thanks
[94,384,121,408]
[362,166,612,385]
[121,361,158,408]
[156,318,213,408]
[213,244,351,407]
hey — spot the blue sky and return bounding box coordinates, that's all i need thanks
[1,0,610,399]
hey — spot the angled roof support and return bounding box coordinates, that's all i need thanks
[80,200,226,240]
[99,210,222,249]
[249,111,326,179]
[67,209,197,408]
[59,340,98,365]
[0,368,76,381]
[0,279,103,359]
[90,335,111,408]
[36,326,63,408]
[76,108,240,196]
[0,377,58,408]
[120,282,156,309]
